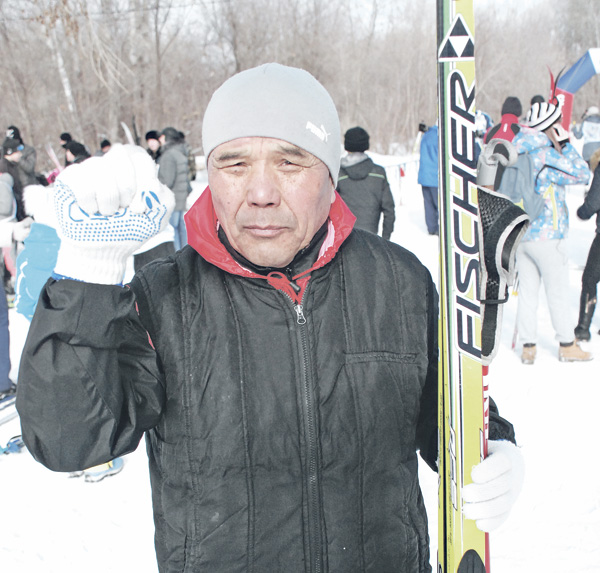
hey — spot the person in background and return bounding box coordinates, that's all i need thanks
[14,185,61,323]
[515,97,593,364]
[158,126,191,250]
[59,132,72,167]
[145,130,161,162]
[484,96,522,144]
[573,105,600,166]
[16,64,523,572]
[417,123,439,236]
[178,130,197,182]
[573,148,600,341]
[94,139,112,157]
[5,126,37,187]
[336,126,395,240]
[59,132,72,147]
[135,134,176,271]
[64,141,91,165]
[0,169,31,401]
[475,110,493,142]
[530,94,545,106]
[0,138,26,221]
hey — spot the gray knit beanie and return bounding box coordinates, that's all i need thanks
[202,63,341,185]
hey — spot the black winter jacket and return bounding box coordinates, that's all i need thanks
[577,164,600,234]
[0,157,25,220]
[337,155,396,240]
[17,192,514,573]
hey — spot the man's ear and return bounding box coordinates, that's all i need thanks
[329,177,336,204]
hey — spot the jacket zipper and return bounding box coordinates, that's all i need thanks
[283,289,322,573]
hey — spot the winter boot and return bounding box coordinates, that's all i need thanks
[521,343,536,365]
[83,457,124,483]
[558,341,593,363]
[574,293,596,342]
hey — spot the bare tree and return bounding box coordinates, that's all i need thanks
[0,0,598,169]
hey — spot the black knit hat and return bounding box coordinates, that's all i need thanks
[2,137,22,156]
[501,96,522,117]
[145,130,159,141]
[65,141,88,158]
[60,132,72,148]
[344,126,370,152]
[160,127,182,142]
[530,95,545,106]
[100,139,111,149]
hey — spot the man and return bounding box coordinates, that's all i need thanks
[417,123,439,235]
[157,126,191,250]
[145,129,162,162]
[64,140,91,165]
[59,131,72,166]
[516,97,592,364]
[0,169,31,401]
[573,105,600,165]
[17,64,522,572]
[59,132,72,147]
[483,96,522,144]
[336,126,395,239]
[94,139,112,156]
[574,153,600,341]
[0,138,26,220]
[5,126,37,187]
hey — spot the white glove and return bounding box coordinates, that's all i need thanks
[551,124,570,148]
[53,144,175,284]
[476,138,517,188]
[12,217,33,242]
[462,440,524,532]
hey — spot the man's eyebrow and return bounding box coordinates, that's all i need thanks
[275,144,309,158]
[212,149,249,162]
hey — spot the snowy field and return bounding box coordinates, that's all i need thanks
[1,156,599,572]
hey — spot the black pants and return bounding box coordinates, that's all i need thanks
[581,233,600,300]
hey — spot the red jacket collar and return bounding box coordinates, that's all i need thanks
[184,187,356,282]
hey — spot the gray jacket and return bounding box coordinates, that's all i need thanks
[158,142,190,211]
[0,172,15,217]
[17,143,38,187]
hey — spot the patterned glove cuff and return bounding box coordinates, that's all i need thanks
[53,240,135,285]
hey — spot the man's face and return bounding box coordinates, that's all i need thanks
[208,137,335,268]
[6,150,22,163]
[158,135,166,146]
[148,138,160,152]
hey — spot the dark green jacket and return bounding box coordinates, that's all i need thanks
[337,156,395,240]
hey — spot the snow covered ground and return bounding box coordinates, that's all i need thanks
[1,156,599,572]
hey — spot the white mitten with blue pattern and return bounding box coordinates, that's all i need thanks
[53,144,175,284]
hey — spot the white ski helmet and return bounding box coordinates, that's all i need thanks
[526,97,563,131]
[585,106,600,118]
